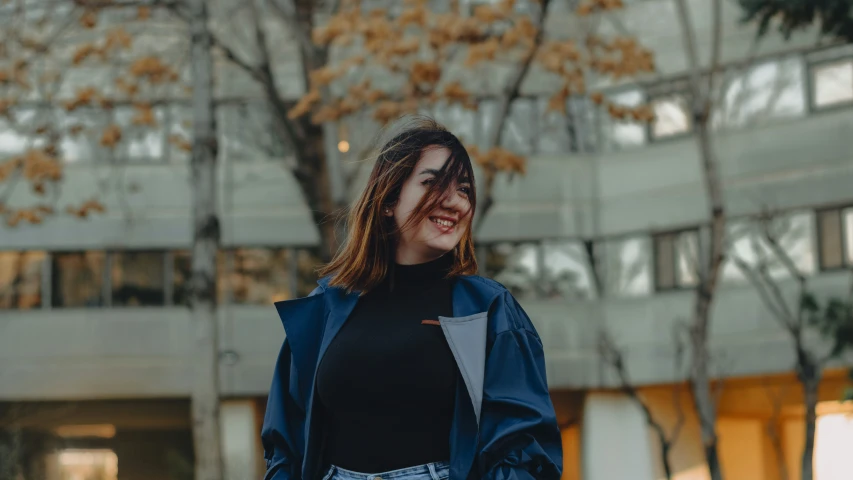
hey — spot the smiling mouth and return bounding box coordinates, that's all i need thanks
[430,217,456,229]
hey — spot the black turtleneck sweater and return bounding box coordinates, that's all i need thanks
[316,254,457,473]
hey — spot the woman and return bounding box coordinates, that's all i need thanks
[261,117,562,480]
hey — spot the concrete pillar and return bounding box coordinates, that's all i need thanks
[220,399,262,480]
[581,392,656,480]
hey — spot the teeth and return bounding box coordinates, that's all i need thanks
[432,218,454,228]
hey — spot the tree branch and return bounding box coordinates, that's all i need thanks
[707,0,723,92]
[474,0,552,232]
[732,253,795,330]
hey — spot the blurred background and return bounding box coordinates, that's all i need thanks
[1,0,852,479]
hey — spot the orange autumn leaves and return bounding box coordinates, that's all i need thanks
[290,0,537,126]
[290,0,656,178]
[1,5,175,227]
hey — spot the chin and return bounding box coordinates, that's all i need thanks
[425,241,457,256]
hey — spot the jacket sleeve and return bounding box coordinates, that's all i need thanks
[261,286,323,480]
[477,293,563,480]
[260,338,305,480]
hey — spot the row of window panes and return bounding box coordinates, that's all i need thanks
[605,53,853,150]
[0,248,322,310]
[651,209,853,291]
[339,50,853,156]
[0,102,290,164]
[2,209,851,309]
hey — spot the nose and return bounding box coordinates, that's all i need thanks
[440,186,468,214]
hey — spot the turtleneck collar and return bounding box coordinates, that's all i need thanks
[386,253,454,290]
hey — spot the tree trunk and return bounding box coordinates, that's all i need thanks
[798,347,821,480]
[801,378,818,480]
[288,120,342,262]
[187,1,224,479]
[673,0,727,477]
[689,109,727,480]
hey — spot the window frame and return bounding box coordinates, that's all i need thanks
[815,205,853,271]
[652,227,701,292]
[806,54,853,114]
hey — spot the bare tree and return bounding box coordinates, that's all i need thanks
[184,0,225,479]
[731,209,846,480]
[598,329,687,480]
[672,0,728,477]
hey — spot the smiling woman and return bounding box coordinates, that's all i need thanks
[261,116,563,480]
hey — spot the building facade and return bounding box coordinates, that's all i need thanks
[2,0,853,479]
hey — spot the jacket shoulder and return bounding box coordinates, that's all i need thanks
[460,274,510,296]
[462,275,540,336]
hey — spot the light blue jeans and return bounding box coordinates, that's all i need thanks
[321,462,450,480]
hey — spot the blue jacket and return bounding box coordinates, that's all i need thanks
[261,274,563,480]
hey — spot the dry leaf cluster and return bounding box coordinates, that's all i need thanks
[132,103,157,126]
[576,0,625,16]
[100,124,122,148]
[129,56,179,84]
[169,134,193,152]
[67,199,107,219]
[468,145,527,175]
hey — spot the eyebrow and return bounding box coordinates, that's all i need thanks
[419,168,471,183]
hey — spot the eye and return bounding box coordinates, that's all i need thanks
[421,177,436,186]
[458,184,471,196]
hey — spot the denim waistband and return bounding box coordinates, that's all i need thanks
[322,461,450,480]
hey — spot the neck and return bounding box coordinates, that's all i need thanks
[383,252,454,290]
[395,248,446,266]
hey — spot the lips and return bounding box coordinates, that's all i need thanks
[430,216,456,233]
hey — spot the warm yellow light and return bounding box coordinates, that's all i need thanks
[815,412,853,480]
[337,140,350,153]
[55,424,116,439]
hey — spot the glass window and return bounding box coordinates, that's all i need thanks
[654,230,699,290]
[812,59,853,109]
[218,102,292,162]
[600,236,652,297]
[0,251,45,310]
[723,212,816,281]
[173,250,228,306]
[817,208,847,270]
[58,108,108,163]
[228,248,292,305]
[111,251,165,306]
[112,105,167,162]
[433,103,478,146]
[716,57,806,129]
[602,89,646,151]
[295,248,323,298]
[651,94,691,139]
[167,105,192,163]
[541,241,596,300]
[535,97,573,154]
[52,252,106,307]
[481,242,540,299]
[480,98,536,155]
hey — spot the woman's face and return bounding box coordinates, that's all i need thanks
[389,146,473,265]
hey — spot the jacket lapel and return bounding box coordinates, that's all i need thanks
[439,277,502,426]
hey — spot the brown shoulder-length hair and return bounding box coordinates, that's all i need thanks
[319,116,478,293]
